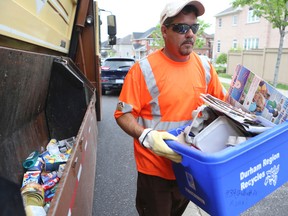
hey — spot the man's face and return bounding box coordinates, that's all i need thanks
[162,12,198,61]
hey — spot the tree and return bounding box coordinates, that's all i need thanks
[151,24,164,49]
[150,19,211,49]
[232,0,288,87]
[194,19,211,48]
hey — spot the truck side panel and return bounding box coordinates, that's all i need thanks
[0,46,97,215]
[0,47,53,183]
[0,0,102,214]
[0,0,77,53]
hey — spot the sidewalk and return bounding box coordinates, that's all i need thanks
[183,202,209,216]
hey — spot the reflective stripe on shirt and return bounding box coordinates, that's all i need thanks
[199,56,227,95]
[138,55,211,130]
[199,55,211,90]
[139,58,161,116]
[137,117,191,131]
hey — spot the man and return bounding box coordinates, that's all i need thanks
[114,0,226,215]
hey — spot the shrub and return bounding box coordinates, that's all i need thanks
[215,66,226,74]
[216,53,227,65]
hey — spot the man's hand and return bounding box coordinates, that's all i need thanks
[139,129,182,163]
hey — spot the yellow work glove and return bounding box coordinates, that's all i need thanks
[139,128,182,163]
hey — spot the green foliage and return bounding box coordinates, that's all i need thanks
[215,66,226,74]
[221,82,230,91]
[218,73,232,79]
[215,54,227,74]
[151,24,164,49]
[194,19,211,49]
[229,47,243,52]
[277,83,288,90]
[216,53,227,64]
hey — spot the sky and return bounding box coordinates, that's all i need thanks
[97,0,233,42]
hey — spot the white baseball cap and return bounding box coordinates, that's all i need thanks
[160,0,205,25]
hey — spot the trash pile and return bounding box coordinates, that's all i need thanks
[20,137,75,216]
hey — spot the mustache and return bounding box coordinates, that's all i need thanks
[182,38,194,45]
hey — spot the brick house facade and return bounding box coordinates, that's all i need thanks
[213,5,288,60]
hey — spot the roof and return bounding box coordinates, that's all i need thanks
[202,32,214,39]
[133,43,146,51]
[215,6,242,17]
[101,35,131,47]
[100,26,156,46]
[117,34,132,45]
[132,27,156,40]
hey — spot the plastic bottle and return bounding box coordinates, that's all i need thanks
[46,139,60,155]
[23,151,40,169]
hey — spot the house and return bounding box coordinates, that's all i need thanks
[193,32,214,58]
[101,35,133,58]
[100,27,156,60]
[114,35,134,57]
[213,5,288,59]
[131,27,157,60]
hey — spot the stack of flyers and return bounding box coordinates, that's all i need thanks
[226,64,288,125]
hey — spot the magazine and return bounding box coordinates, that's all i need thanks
[226,65,288,125]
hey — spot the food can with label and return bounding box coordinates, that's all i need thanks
[21,182,44,207]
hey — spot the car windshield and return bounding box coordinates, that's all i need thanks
[103,59,135,69]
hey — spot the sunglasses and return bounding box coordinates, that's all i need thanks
[165,23,200,34]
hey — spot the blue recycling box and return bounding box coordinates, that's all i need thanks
[166,121,288,216]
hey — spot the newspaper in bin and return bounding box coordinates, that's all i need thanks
[200,94,275,134]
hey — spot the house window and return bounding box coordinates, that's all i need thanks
[217,40,221,52]
[218,18,222,28]
[244,38,259,50]
[232,15,238,26]
[254,38,259,49]
[232,39,238,49]
[247,7,259,23]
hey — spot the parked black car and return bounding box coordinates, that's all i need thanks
[101,57,136,94]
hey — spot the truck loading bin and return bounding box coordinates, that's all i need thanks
[0,46,98,215]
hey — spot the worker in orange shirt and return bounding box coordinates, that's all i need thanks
[114,0,226,215]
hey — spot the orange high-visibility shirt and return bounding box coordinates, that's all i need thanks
[114,50,225,180]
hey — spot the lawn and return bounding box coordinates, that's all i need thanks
[218,73,232,79]
[222,83,230,91]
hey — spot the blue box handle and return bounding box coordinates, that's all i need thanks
[166,139,205,167]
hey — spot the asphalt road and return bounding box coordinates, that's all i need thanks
[93,91,288,216]
[92,91,138,216]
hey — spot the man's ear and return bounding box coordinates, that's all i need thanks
[161,25,167,40]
